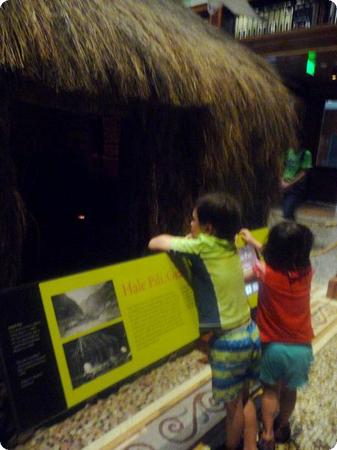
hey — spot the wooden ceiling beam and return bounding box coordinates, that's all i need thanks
[240,25,337,56]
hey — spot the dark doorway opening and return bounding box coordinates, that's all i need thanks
[11,102,124,283]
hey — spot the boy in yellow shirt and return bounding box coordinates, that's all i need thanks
[149,192,260,450]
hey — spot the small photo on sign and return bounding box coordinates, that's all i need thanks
[52,281,120,338]
[63,322,132,389]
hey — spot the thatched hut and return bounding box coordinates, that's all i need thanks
[0,0,296,286]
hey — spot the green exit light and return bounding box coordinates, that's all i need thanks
[306,51,316,77]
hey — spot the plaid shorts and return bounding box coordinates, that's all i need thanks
[210,320,261,403]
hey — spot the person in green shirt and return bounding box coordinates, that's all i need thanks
[281,148,312,220]
[148,192,261,450]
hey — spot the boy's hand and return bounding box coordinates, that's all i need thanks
[196,331,214,364]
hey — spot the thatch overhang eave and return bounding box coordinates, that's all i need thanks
[2,75,127,116]
[0,0,281,108]
[2,74,214,117]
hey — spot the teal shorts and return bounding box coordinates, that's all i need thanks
[210,320,261,403]
[260,343,314,389]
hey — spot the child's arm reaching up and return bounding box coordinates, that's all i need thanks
[240,228,263,253]
[239,228,265,282]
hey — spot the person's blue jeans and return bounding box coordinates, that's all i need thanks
[282,179,307,220]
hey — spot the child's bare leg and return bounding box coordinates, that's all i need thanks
[261,384,280,441]
[243,397,257,450]
[278,383,296,427]
[226,392,244,450]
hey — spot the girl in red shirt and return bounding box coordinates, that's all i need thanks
[240,222,314,450]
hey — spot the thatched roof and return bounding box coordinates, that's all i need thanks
[0,0,296,179]
[0,0,297,281]
[0,0,292,104]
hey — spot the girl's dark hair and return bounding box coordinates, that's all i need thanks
[195,192,242,241]
[263,221,313,272]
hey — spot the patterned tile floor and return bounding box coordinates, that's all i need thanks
[289,335,337,450]
[270,203,337,286]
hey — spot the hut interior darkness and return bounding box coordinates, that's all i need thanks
[10,101,119,281]
[0,0,297,286]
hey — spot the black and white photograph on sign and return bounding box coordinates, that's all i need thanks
[64,322,132,389]
[52,281,120,338]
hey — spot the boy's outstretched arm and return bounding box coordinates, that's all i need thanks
[148,234,174,251]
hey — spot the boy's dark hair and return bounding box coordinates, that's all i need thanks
[263,221,313,272]
[195,192,242,241]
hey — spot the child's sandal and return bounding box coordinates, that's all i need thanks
[274,422,291,443]
[257,437,275,450]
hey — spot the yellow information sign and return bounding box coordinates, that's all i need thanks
[39,228,268,408]
[39,253,199,408]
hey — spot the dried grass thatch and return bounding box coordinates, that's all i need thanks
[0,0,297,273]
